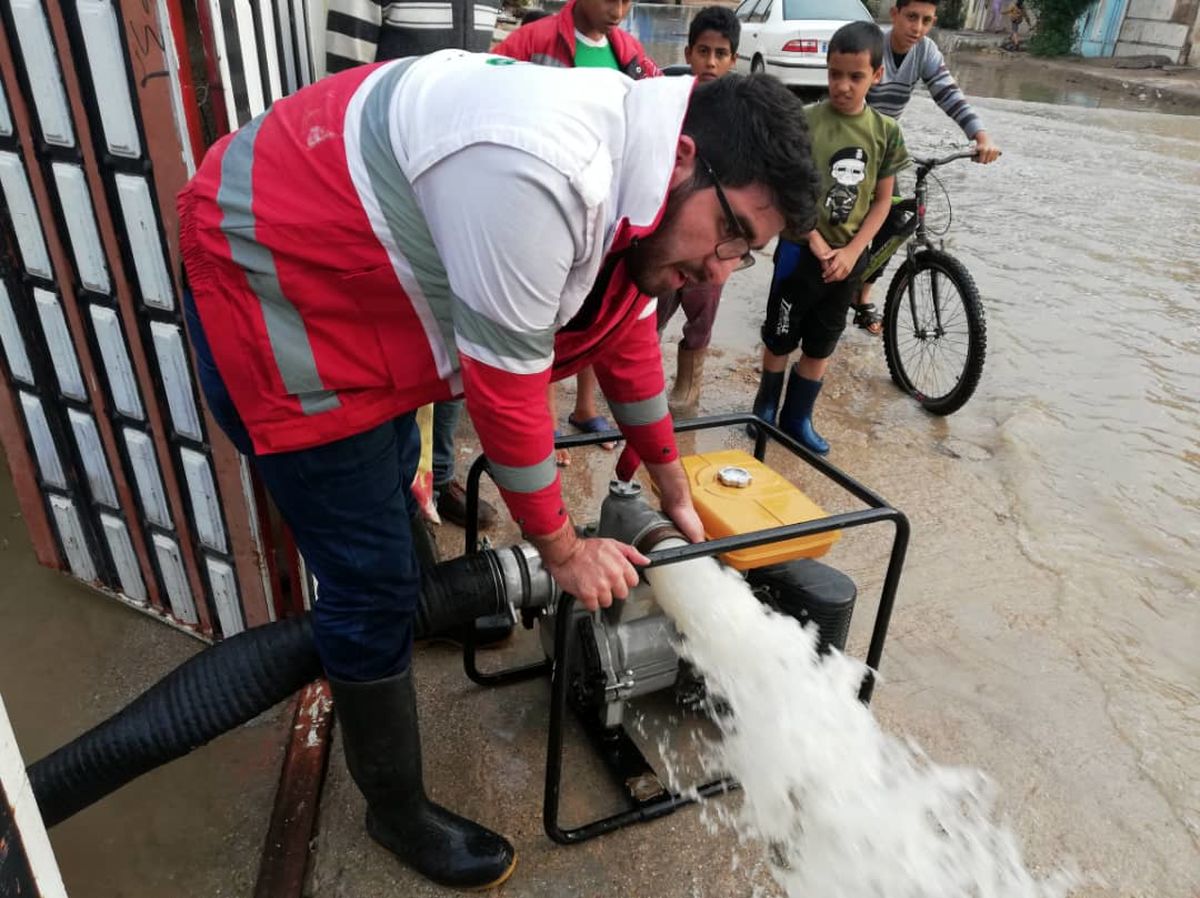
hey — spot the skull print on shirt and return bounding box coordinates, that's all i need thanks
[824,147,868,226]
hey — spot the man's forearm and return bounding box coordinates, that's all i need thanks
[528,516,580,566]
[646,458,690,507]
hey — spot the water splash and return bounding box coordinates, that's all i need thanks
[646,558,1079,898]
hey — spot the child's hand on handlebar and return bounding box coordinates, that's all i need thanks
[972,132,1002,164]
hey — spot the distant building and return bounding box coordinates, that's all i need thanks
[1075,0,1199,64]
[879,0,1198,67]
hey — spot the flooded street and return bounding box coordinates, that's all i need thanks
[2,17,1198,896]
[667,94,1200,895]
[627,13,1200,888]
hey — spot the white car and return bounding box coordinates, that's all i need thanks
[734,0,874,89]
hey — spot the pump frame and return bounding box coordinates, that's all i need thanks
[460,413,909,845]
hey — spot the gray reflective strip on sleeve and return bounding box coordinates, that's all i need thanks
[358,61,459,367]
[490,450,558,494]
[609,393,668,427]
[453,300,555,366]
[529,53,567,67]
[217,115,340,415]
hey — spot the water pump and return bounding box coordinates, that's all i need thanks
[535,456,857,733]
[462,417,910,845]
[27,415,907,847]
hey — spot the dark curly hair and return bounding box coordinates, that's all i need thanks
[680,74,819,235]
[688,5,741,54]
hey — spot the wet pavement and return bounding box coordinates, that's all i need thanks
[0,454,290,897]
[943,49,1200,115]
[314,74,1200,892]
[2,33,1199,898]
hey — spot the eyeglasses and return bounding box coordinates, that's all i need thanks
[696,155,755,272]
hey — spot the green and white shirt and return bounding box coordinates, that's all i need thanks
[573,30,619,69]
[803,100,910,248]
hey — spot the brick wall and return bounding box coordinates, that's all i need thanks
[1115,0,1200,62]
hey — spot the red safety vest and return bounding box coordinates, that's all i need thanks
[179,53,687,535]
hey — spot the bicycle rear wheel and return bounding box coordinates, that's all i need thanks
[882,249,986,415]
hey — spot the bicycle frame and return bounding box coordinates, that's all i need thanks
[858,149,978,337]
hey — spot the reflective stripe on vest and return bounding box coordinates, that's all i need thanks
[217,116,341,415]
[609,392,668,427]
[345,58,555,378]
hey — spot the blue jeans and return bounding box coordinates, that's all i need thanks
[432,399,461,492]
[183,291,421,681]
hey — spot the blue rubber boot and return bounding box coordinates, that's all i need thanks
[747,369,785,438]
[779,369,829,455]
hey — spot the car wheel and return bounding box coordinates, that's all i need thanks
[751,55,765,74]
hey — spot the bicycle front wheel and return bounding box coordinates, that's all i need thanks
[882,249,986,415]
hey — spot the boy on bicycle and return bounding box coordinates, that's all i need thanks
[749,21,909,455]
[852,0,1000,334]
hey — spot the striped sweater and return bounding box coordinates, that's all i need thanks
[325,0,500,72]
[866,30,983,139]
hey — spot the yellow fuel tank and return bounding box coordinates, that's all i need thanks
[667,449,840,570]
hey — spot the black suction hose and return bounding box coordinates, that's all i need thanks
[28,614,321,828]
[27,551,535,827]
[412,550,508,638]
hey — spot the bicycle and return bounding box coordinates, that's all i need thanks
[858,149,988,416]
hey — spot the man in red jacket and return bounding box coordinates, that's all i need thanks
[495,0,659,77]
[180,52,816,890]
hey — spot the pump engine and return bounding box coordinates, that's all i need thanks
[518,451,858,730]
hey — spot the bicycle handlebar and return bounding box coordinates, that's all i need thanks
[913,148,980,170]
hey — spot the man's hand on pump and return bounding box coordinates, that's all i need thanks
[530,459,704,611]
[646,459,705,544]
[533,521,647,612]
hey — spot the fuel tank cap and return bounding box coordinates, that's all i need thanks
[717,465,752,488]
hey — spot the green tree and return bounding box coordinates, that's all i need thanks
[1027,0,1093,56]
[937,0,966,30]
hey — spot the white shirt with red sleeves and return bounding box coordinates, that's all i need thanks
[179,51,691,535]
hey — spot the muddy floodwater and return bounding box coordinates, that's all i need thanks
[636,15,1200,890]
[1,15,1198,897]
[667,92,1200,897]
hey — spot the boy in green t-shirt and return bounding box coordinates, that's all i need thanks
[748,21,909,454]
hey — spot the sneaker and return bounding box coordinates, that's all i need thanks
[436,480,499,530]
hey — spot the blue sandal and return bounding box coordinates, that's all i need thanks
[568,414,619,451]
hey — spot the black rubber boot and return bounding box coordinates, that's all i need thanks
[778,368,829,455]
[330,670,517,890]
[747,368,786,438]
